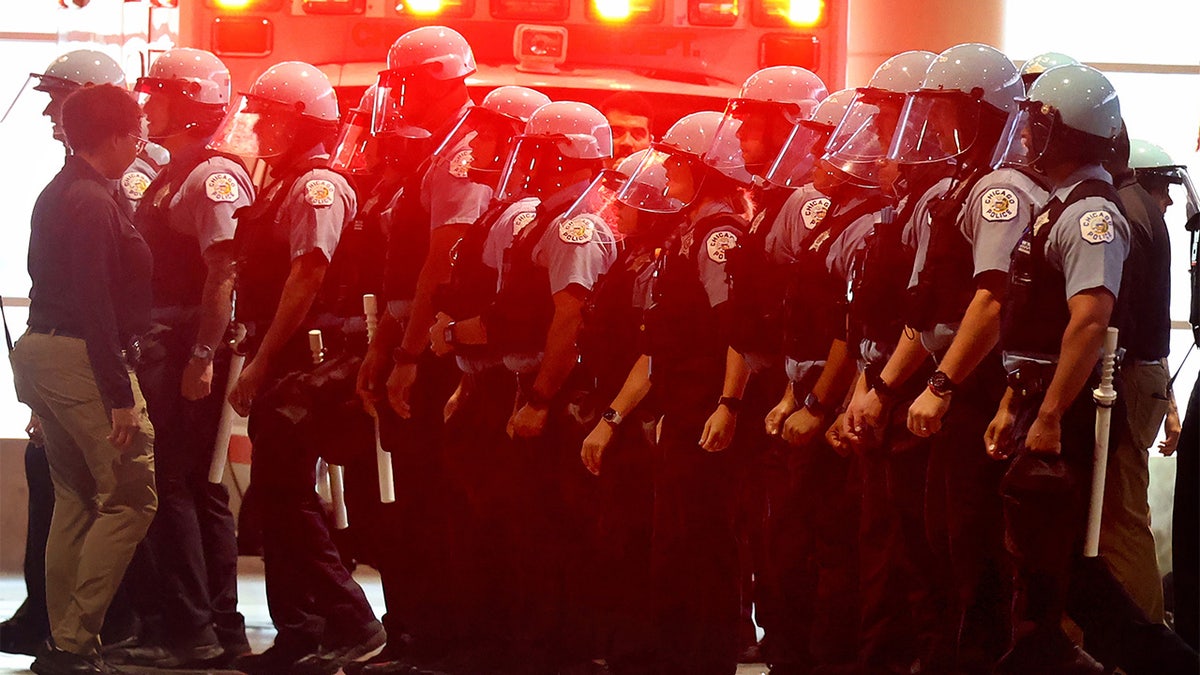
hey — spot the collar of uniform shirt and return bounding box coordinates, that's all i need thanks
[1051,163,1112,200]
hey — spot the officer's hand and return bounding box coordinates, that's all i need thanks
[844,388,884,446]
[826,413,851,456]
[1023,413,1061,455]
[507,403,548,440]
[228,358,266,417]
[765,394,797,437]
[387,362,418,419]
[429,312,456,357]
[984,407,1016,460]
[444,382,466,424]
[26,414,44,447]
[356,344,389,416]
[782,408,822,447]
[181,358,214,401]
[700,406,737,452]
[908,388,949,438]
[108,406,141,451]
[581,422,615,475]
[1159,402,1182,456]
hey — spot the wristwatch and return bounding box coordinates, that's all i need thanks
[601,407,624,426]
[804,392,831,418]
[718,396,742,414]
[443,321,458,346]
[865,367,897,400]
[190,344,215,363]
[928,370,957,398]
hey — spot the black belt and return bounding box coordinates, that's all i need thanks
[28,326,84,340]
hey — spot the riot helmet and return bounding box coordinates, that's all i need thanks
[3,49,126,143]
[496,101,612,201]
[1019,51,1079,89]
[209,61,339,160]
[561,148,652,241]
[888,43,1022,166]
[135,48,231,142]
[823,50,936,186]
[618,111,743,213]
[706,66,828,180]
[993,64,1120,171]
[766,87,855,187]
[1129,139,1198,219]
[431,85,551,186]
[373,26,476,138]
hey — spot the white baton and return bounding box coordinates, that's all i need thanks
[209,324,247,485]
[310,329,349,530]
[364,294,397,504]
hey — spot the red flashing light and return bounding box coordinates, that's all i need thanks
[586,0,662,23]
[205,0,285,11]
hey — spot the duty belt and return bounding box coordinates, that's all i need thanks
[28,326,143,369]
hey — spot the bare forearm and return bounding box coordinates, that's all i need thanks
[723,347,750,399]
[531,290,585,399]
[196,251,236,350]
[1039,292,1114,420]
[400,226,466,356]
[608,354,652,416]
[255,255,327,367]
[936,288,1002,384]
[879,329,931,388]
[814,339,857,406]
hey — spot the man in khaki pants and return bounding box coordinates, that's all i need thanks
[10,82,157,675]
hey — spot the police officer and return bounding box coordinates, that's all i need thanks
[0,48,155,657]
[983,64,1129,674]
[113,48,253,668]
[615,110,750,675]
[705,65,829,666]
[212,61,384,674]
[874,44,1038,673]
[352,26,494,672]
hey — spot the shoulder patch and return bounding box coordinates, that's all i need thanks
[801,197,831,230]
[449,150,473,179]
[559,216,596,244]
[1079,210,1114,244]
[121,171,151,201]
[981,187,1018,222]
[512,211,536,235]
[205,172,239,203]
[305,179,336,207]
[706,229,739,263]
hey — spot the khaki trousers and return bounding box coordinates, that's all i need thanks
[1100,361,1168,623]
[10,331,157,655]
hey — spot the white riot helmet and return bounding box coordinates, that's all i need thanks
[135,48,231,141]
[560,148,652,242]
[372,26,476,138]
[618,111,742,213]
[766,88,855,188]
[706,66,828,180]
[993,64,1121,171]
[1019,51,1079,88]
[1129,139,1199,220]
[823,50,937,186]
[2,49,126,136]
[209,61,339,159]
[496,101,613,201]
[888,43,1022,165]
[331,85,386,173]
[431,85,551,183]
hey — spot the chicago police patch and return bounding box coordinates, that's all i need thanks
[981,188,1017,222]
[513,211,536,235]
[205,173,239,203]
[559,216,596,244]
[305,179,336,207]
[801,197,831,230]
[449,150,473,179]
[706,230,738,263]
[1079,210,1114,244]
[121,171,151,201]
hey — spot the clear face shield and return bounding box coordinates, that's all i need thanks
[560,169,634,242]
[887,90,980,165]
[330,107,376,173]
[372,69,442,139]
[822,88,906,187]
[764,121,833,188]
[431,106,523,185]
[616,144,701,213]
[990,99,1054,170]
[2,74,70,143]
[496,136,567,202]
[706,99,796,181]
[208,93,300,159]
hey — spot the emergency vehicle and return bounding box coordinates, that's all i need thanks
[172,0,848,129]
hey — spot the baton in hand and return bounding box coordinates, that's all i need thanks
[311,329,350,530]
[1085,327,1119,558]
[364,294,397,504]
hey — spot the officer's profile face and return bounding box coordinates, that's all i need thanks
[43,90,70,144]
[606,109,651,161]
[664,154,695,203]
[1145,182,1173,216]
[467,124,505,170]
[142,92,171,138]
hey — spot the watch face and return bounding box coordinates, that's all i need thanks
[930,371,952,392]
